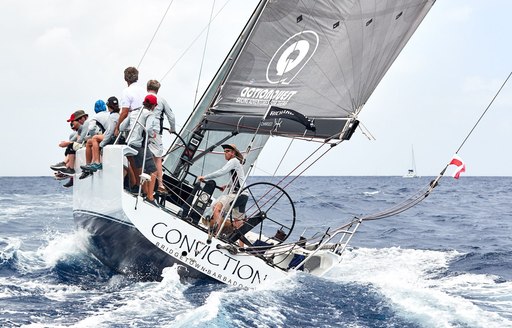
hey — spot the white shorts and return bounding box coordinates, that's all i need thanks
[149,133,164,157]
[216,194,245,220]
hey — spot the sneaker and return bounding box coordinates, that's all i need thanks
[50,161,67,171]
[63,178,74,188]
[54,172,69,180]
[59,167,76,176]
[80,163,93,171]
[78,171,92,180]
[181,216,193,223]
[145,198,159,207]
[129,185,139,194]
[157,185,168,194]
[88,163,103,172]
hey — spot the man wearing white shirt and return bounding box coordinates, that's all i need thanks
[115,66,146,190]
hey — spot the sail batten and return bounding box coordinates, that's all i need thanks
[204,0,435,139]
[164,0,435,183]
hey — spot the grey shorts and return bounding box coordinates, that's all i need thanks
[130,144,156,174]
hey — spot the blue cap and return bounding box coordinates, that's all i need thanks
[94,100,106,113]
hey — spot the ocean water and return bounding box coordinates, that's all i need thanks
[1,176,511,327]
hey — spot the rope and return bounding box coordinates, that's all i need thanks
[137,0,174,69]
[356,71,512,223]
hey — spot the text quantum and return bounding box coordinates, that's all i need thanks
[235,87,298,107]
[151,222,269,287]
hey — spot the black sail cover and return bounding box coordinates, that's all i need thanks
[204,0,435,139]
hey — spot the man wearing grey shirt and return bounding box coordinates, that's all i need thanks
[146,79,175,193]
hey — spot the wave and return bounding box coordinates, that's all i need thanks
[325,247,512,327]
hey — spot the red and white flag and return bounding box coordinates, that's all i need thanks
[449,154,466,179]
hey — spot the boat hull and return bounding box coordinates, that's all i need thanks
[73,210,201,280]
[72,146,289,287]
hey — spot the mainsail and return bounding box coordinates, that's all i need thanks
[203,0,435,139]
[164,0,435,190]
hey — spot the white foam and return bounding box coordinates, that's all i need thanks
[326,247,512,327]
[37,228,91,268]
[66,266,194,328]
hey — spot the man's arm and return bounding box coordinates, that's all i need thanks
[115,107,129,136]
[201,159,237,181]
[162,99,175,132]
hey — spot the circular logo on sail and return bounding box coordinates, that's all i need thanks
[266,31,319,85]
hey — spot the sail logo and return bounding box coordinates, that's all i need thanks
[266,31,319,85]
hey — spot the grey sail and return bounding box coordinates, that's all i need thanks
[164,0,435,192]
[203,0,435,139]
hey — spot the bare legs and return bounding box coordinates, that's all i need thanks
[153,156,165,190]
[142,172,157,201]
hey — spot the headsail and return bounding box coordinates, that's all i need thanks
[164,0,435,190]
[204,0,435,139]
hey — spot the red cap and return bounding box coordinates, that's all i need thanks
[144,94,158,106]
[66,113,76,122]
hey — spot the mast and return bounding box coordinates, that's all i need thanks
[411,145,417,174]
[164,1,268,178]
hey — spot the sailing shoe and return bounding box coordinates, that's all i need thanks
[157,185,168,194]
[80,163,93,171]
[54,172,69,180]
[128,185,139,195]
[93,162,103,171]
[145,198,159,207]
[59,167,76,176]
[88,163,103,172]
[63,178,74,188]
[78,171,92,180]
[50,161,67,171]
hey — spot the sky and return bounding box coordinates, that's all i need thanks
[1,0,511,177]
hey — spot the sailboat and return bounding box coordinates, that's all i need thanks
[403,145,419,178]
[73,0,437,287]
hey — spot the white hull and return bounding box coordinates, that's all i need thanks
[73,146,341,287]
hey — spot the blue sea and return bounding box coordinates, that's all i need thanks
[1,176,511,327]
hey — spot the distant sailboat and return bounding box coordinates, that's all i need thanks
[403,146,419,178]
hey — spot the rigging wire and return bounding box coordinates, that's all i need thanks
[454,71,511,154]
[160,1,231,82]
[192,0,217,109]
[251,71,512,254]
[137,0,175,69]
[271,138,295,178]
[358,71,512,223]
